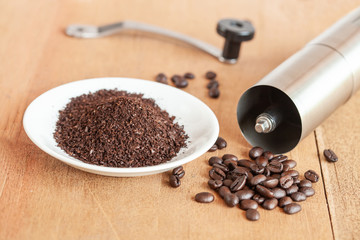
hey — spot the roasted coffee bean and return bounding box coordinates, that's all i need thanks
[223,179,233,187]
[283,203,301,214]
[209,87,220,98]
[246,209,260,221]
[282,160,297,169]
[172,166,184,176]
[279,175,294,189]
[250,163,265,174]
[272,174,281,179]
[169,175,181,188]
[282,164,290,172]
[298,179,312,188]
[205,71,217,80]
[235,189,255,200]
[249,174,267,186]
[171,74,182,83]
[262,198,278,210]
[256,185,274,199]
[174,77,188,88]
[223,160,237,171]
[263,168,271,177]
[278,196,293,208]
[208,156,223,166]
[272,187,287,199]
[252,194,265,204]
[207,80,219,89]
[262,151,274,160]
[237,159,253,168]
[299,187,315,197]
[281,170,299,179]
[155,73,168,84]
[213,163,229,173]
[224,193,240,207]
[293,178,300,185]
[240,199,258,210]
[267,161,283,173]
[222,154,238,161]
[208,144,218,152]
[290,192,307,202]
[304,170,319,183]
[183,72,195,79]
[218,186,231,198]
[324,149,338,162]
[286,184,299,195]
[208,179,223,190]
[215,137,227,149]
[271,155,288,162]
[255,156,268,168]
[209,168,226,180]
[195,192,214,203]
[249,146,264,160]
[262,177,279,189]
[230,175,247,192]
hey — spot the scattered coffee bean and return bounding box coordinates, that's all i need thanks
[298,179,312,188]
[223,179,233,187]
[256,185,274,199]
[209,87,220,98]
[271,155,288,162]
[224,193,240,207]
[184,72,195,79]
[240,199,258,210]
[205,71,217,80]
[213,163,229,173]
[249,147,264,160]
[262,198,278,210]
[272,187,287,199]
[246,209,260,221]
[174,77,188,88]
[304,170,319,183]
[208,156,223,166]
[223,154,238,161]
[282,160,297,169]
[281,170,299,180]
[207,80,219,89]
[209,167,226,180]
[172,166,185,178]
[267,161,283,173]
[252,194,265,204]
[235,189,255,200]
[218,186,231,198]
[224,160,237,171]
[169,175,181,188]
[283,203,302,214]
[290,192,307,202]
[230,175,247,192]
[155,73,168,84]
[261,177,279,189]
[250,174,267,186]
[279,175,294,189]
[255,156,268,168]
[278,196,293,208]
[237,159,253,168]
[208,179,223,190]
[215,137,227,149]
[171,74,182,83]
[286,184,299,195]
[208,144,218,152]
[324,149,338,162]
[282,164,290,172]
[299,187,315,197]
[262,151,274,160]
[195,192,214,203]
[250,164,265,174]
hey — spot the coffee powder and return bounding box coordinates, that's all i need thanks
[54,89,188,167]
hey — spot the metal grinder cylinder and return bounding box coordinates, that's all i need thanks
[237,7,360,153]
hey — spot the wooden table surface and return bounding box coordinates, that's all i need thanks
[1,0,360,239]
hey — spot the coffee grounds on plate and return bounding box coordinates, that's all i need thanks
[54,89,188,167]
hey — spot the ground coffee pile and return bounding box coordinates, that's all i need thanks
[54,89,188,167]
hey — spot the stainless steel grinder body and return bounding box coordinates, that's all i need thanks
[237,7,360,153]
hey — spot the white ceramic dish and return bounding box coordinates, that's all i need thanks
[23,77,219,177]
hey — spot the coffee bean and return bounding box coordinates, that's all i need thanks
[207,80,219,89]
[235,189,255,200]
[228,168,248,181]
[271,155,288,162]
[249,174,267,186]
[155,73,168,84]
[249,147,264,160]
[281,170,299,179]
[174,77,188,88]
[267,161,283,173]
[263,167,271,177]
[215,137,227,149]
[262,177,279,189]
[324,149,338,162]
[304,170,319,183]
[250,163,265,174]
[223,154,238,161]
[209,167,226,180]
[283,203,302,214]
[205,71,217,80]
[262,198,278,210]
[252,194,265,204]
[169,175,181,188]
[278,196,293,208]
[237,159,253,168]
[208,156,223,166]
[223,179,233,187]
[184,72,195,79]
[172,166,184,176]
[272,174,281,179]
[282,164,290,172]
[286,184,299,195]
[230,175,247,192]
[279,175,294,189]
[218,186,231,198]
[240,199,258,210]
[262,151,274,160]
[298,179,312,188]
[293,178,300,185]
[256,185,274,199]
[209,87,220,98]
[195,192,214,203]
[224,160,237,171]
[208,144,218,152]
[282,160,297,169]
[255,156,268,168]
[299,187,315,197]
[290,192,307,202]
[213,163,229,173]
[246,209,260,221]
[171,74,182,83]
[177,171,185,179]
[208,179,223,190]
[272,187,287,199]
[224,193,240,207]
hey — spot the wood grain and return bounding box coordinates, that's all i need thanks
[0,0,359,239]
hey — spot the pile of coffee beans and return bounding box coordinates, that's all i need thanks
[208,137,227,152]
[323,149,338,162]
[54,89,188,167]
[169,166,185,188]
[206,146,319,221]
[205,71,220,98]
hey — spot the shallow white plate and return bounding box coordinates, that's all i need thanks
[23,77,219,177]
